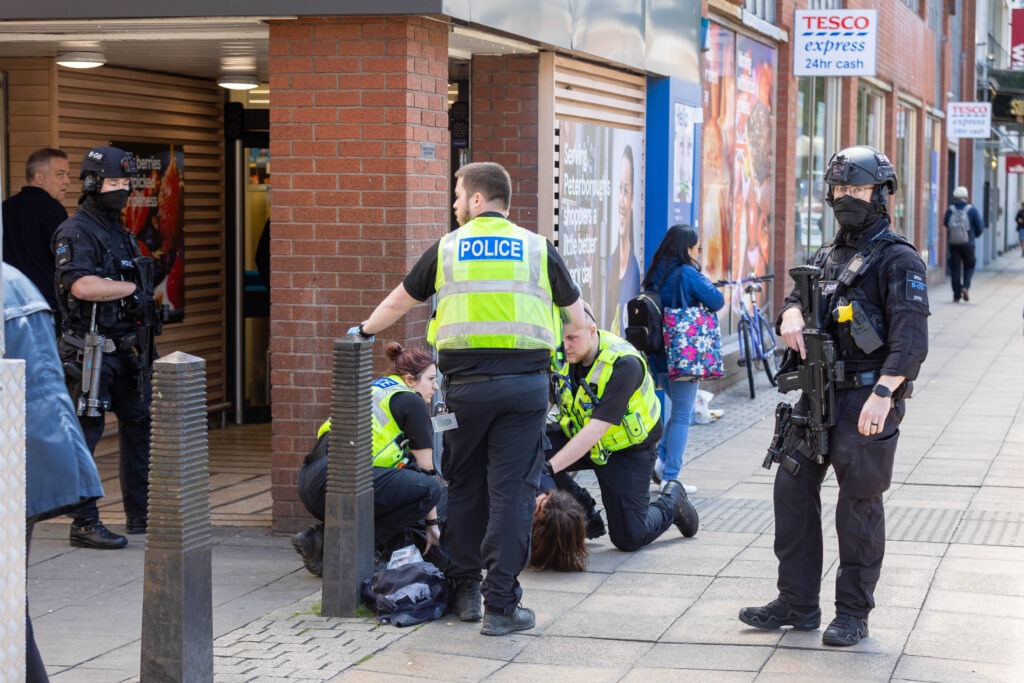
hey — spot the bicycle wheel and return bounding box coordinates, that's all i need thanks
[738,319,756,399]
[757,314,779,386]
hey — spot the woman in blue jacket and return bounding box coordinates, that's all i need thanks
[641,225,725,493]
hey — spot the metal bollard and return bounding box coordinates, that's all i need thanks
[141,351,212,683]
[321,336,375,616]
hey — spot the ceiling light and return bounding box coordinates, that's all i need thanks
[217,74,260,90]
[56,51,106,69]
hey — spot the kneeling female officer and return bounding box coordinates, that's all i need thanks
[292,341,444,576]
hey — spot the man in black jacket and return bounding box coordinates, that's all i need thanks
[2,147,70,312]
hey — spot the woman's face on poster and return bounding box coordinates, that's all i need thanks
[618,156,633,240]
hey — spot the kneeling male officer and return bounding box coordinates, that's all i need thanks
[545,305,698,551]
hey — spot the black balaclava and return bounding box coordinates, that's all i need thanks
[832,185,888,240]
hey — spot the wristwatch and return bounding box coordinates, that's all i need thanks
[424,518,440,526]
[357,322,372,339]
[872,384,892,398]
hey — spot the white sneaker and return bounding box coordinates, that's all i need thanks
[659,480,698,495]
[653,457,665,484]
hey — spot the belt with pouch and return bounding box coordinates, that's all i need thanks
[834,370,879,390]
[61,331,139,354]
[446,370,546,386]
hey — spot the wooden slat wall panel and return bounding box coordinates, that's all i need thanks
[0,58,56,199]
[552,54,646,130]
[56,65,227,407]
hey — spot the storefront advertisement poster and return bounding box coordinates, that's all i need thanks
[701,25,777,330]
[672,102,700,225]
[558,121,645,334]
[115,142,186,322]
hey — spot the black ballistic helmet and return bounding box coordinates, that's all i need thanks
[80,146,138,192]
[824,145,897,210]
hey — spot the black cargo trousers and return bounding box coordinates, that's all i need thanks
[773,387,904,618]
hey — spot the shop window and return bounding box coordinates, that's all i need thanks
[893,101,918,241]
[924,116,942,266]
[856,86,886,151]
[794,76,840,265]
[743,0,775,23]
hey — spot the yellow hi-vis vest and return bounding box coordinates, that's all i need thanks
[316,374,415,468]
[554,331,661,465]
[429,216,557,351]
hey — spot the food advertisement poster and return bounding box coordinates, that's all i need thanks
[558,121,645,335]
[701,25,776,329]
[116,142,186,322]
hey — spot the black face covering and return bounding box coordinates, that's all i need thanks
[96,189,129,215]
[831,194,875,233]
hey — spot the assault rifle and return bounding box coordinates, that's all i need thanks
[768,264,845,467]
[78,303,111,417]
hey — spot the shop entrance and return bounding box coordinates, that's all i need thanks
[226,98,271,424]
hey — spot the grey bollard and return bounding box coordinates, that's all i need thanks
[321,336,375,616]
[141,351,212,683]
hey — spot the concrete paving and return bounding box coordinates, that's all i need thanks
[31,247,1024,682]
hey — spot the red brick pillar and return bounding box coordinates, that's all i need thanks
[470,55,540,231]
[268,16,449,532]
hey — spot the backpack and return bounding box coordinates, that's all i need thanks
[947,205,971,245]
[360,560,449,627]
[625,290,664,353]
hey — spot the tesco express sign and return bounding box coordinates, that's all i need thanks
[947,102,992,140]
[794,9,878,77]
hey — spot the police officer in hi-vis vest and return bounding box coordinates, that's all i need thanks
[354,162,585,637]
[292,341,444,577]
[545,304,698,552]
[53,145,163,550]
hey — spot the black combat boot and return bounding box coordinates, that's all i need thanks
[70,520,128,549]
[291,523,324,577]
[585,507,607,540]
[738,599,821,630]
[822,613,868,646]
[661,480,698,537]
[480,605,535,636]
[451,578,483,622]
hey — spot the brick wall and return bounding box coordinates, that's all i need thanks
[470,55,540,232]
[268,16,449,531]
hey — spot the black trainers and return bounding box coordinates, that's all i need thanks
[585,508,607,540]
[822,613,868,646]
[481,605,535,636]
[452,579,482,622]
[126,517,148,534]
[291,523,324,577]
[70,520,128,549]
[662,480,699,537]
[738,599,821,630]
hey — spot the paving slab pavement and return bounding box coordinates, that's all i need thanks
[31,248,1024,681]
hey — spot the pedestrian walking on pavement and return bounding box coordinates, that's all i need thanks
[943,185,985,302]
[1015,202,1024,256]
[4,264,104,682]
[545,304,699,553]
[739,146,930,646]
[353,161,586,636]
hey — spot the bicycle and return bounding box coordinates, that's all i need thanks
[713,274,779,399]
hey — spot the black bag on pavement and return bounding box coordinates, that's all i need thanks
[360,561,449,627]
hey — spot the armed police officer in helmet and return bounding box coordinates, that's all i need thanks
[739,146,929,646]
[544,303,698,552]
[52,145,164,549]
